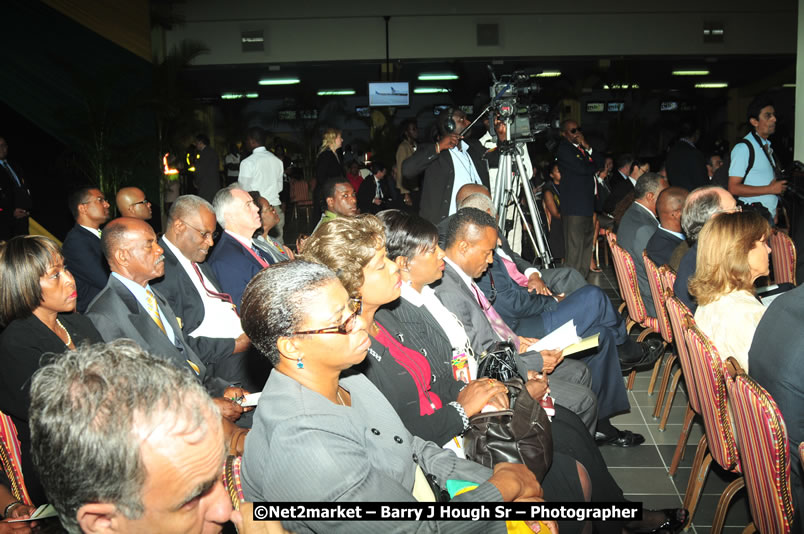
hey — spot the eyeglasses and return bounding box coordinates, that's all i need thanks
[180,219,219,241]
[131,199,150,206]
[293,297,363,336]
[81,196,107,205]
[717,205,742,214]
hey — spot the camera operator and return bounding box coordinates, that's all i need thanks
[728,95,787,225]
[401,108,490,224]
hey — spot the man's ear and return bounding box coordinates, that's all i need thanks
[326,197,335,210]
[457,238,469,256]
[76,502,121,534]
[113,247,129,268]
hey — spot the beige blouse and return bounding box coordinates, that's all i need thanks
[694,290,766,373]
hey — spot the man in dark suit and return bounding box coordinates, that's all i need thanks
[193,133,221,203]
[0,136,32,239]
[555,120,602,279]
[401,107,490,224]
[62,186,111,312]
[645,186,688,268]
[207,185,271,311]
[749,284,804,531]
[152,195,267,391]
[85,217,251,432]
[435,208,646,447]
[602,153,634,216]
[617,173,668,318]
[665,124,710,193]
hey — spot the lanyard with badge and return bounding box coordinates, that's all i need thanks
[751,131,784,181]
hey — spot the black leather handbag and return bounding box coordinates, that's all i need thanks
[463,378,553,482]
[476,340,520,382]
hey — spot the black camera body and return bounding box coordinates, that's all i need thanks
[489,70,551,143]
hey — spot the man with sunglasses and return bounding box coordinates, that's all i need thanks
[116,186,153,221]
[556,120,602,279]
[153,195,267,393]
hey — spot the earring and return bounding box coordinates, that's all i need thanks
[296,356,304,369]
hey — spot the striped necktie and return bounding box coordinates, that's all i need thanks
[145,288,166,335]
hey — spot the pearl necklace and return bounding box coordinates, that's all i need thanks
[55,319,72,347]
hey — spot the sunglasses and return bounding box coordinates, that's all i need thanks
[567,127,582,134]
[293,297,363,336]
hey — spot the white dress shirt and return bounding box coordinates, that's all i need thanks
[238,147,284,206]
[111,272,176,344]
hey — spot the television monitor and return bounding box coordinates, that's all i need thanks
[277,110,297,120]
[608,102,624,112]
[355,106,371,118]
[368,81,409,107]
[586,102,604,113]
[660,102,679,111]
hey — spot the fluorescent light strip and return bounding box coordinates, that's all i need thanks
[258,78,300,86]
[418,73,459,81]
[221,93,259,100]
[672,70,710,76]
[317,89,356,96]
[533,71,562,78]
[695,82,728,89]
[414,87,450,94]
[783,83,796,88]
[603,84,639,90]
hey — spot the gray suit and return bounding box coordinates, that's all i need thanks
[241,371,506,533]
[85,276,228,397]
[617,202,659,317]
[433,263,598,433]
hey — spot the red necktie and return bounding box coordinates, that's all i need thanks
[471,282,520,351]
[499,255,529,287]
[191,262,239,317]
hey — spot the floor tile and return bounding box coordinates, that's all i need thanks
[657,444,699,469]
[600,442,664,467]
[609,467,678,494]
[673,462,741,496]
[690,492,751,528]
[648,422,704,446]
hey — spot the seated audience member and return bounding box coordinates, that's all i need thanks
[152,195,264,391]
[602,153,635,216]
[28,340,280,534]
[356,161,402,215]
[115,186,152,221]
[312,176,358,232]
[85,217,251,448]
[645,186,688,268]
[688,211,770,371]
[239,260,548,534]
[749,283,804,530]
[207,185,270,312]
[672,186,738,312]
[617,172,669,317]
[0,236,102,506]
[437,208,653,447]
[706,154,724,181]
[249,192,293,263]
[62,186,111,312]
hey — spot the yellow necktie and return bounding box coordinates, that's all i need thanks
[145,289,166,335]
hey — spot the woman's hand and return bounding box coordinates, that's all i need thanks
[525,371,550,400]
[6,504,35,520]
[488,462,543,502]
[518,336,539,354]
[456,378,509,416]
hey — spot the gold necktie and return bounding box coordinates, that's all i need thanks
[145,289,166,335]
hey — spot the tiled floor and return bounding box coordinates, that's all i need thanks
[587,264,752,534]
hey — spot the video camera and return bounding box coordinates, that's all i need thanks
[488,69,552,143]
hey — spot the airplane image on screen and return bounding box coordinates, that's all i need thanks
[374,86,408,97]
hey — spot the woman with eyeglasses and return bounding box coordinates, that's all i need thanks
[238,259,548,534]
[688,210,771,371]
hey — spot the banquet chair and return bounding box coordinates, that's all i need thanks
[769,229,796,286]
[0,410,32,506]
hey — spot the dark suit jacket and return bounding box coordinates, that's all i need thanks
[617,202,659,317]
[645,227,684,268]
[603,172,634,216]
[0,159,31,239]
[356,175,402,215]
[207,231,271,312]
[194,145,221,203]
[62,224,109,313]
[665,140,708,192]
[0,313,101,505]
[151,238,235,365]
[673,242,698,313]
[555,139,601,217]
[85,276,228,397]
[402,140,490,224]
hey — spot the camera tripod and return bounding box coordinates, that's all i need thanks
[490,131,554,268]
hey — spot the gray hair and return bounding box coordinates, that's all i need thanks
[634,172,666,200]
[458,193,495,215]
[681,186,727,241]
[212,185,245,228]
[167,195,214,225]
[29,340,218,533]
[240,260,340,366]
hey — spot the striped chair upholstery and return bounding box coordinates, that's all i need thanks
[223,455,245,510]
[0,410,32,505]
[770,230,796,286]
[608,239,663,390]
[665,296,700,477]
[604,230,628,315]
[724,357,795,534]
[682,322,743,533]
[660,266,677,298]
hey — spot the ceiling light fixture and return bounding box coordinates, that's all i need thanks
[694,82,728,89]
[417,73,459,81]
[532,71,562,78]
[258,78,300,86]
[414,87,450,94]
[221,93,259,100]
[317,89,356,96]
[672,70,710,76]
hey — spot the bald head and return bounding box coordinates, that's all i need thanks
[116,187,152,220]
[656,187,688,233]
[456,184,491,206]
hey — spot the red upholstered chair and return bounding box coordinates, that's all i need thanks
[608,239,664,391]
[724,357,796,534]
[604,230,628,317]
[770,229,796,286]
[222,455,245,510]
[0,410,33,505]
[682,321,743,533]
[660,266,677,298]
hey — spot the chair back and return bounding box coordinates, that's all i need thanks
[289,179,313,206]
[770,230,796,286]
[610,241,650,326]
[665,296,700,414]
[659,265,677,298]
[605,230,627,302]
[682,321,741,473]
[643,252,673,344]
[222,455,245,510]
[0,411,33,505]
[724,357,795,533]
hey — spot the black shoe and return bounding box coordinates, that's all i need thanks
[595,429,645,447]
[627,508,689,533]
